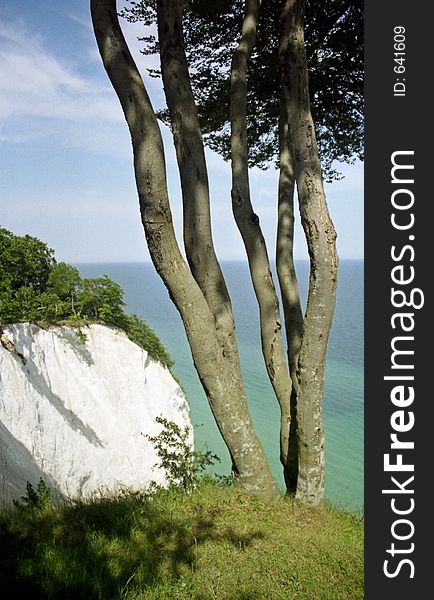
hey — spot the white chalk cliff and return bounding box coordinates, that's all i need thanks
[0,323,191,504]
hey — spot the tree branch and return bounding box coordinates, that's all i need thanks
[280,0,338,505]
[156,0,235,339]
[230,0,293,473]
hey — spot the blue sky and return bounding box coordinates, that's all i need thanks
[0,1,363,263]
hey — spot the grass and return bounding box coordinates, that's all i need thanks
[0,481,363,599]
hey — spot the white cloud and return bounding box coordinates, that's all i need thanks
[324,161,364,195]
[68,13,93,31]
[0,14,363,262]
[0,20,122,126]
[0,16,163,152]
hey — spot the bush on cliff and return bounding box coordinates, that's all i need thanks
[0,226,173,367]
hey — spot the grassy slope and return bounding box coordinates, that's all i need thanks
[0,482,363,599]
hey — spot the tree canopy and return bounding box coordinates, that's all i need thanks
[0,227,55,294]
[0,227,173,367]
[121,0,363,180]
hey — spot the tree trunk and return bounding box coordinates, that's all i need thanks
[230,0,293,484]
[156,0,233,327]
[91,0,279,501]
[280,0,338,505]
[156,0,250,444]
[276,90,304,492]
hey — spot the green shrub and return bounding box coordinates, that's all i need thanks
[126,313,174,367]
[13,479,52,511]
[0,226,174,368]
[75,328,88,344]
[146,416,219,492]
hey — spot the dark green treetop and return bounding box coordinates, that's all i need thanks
[0,227,55,294]
[0,227,173,367]
[120,0,363,180]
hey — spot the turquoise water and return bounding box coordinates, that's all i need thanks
[77,260,363,511]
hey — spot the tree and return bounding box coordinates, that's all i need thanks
[0,227,55,294]
[121,0,363,180]
[47,262,81,316]
[76,275,127,326]
[91,0,358,504]
[47,262,81,301]
[0,228,56,322]
[91,0,279,502]
[0,227,173,367]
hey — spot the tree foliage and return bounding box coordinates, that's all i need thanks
[126,313,174,367]
[77,276,128,327]
[0,227,55,294]
[120,0,363,180]
[0,227,173,367]
[146,416,219,492]
[47,262,81,301]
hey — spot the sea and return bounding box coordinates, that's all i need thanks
[76,260,363,512]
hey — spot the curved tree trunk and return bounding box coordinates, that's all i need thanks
[91,0,279,501]
[280,0,338,505]
[156,1,249,437]
[276,91,304,492]
[230,0,293,483]
[156,0,233,327]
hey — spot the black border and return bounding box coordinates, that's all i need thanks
[365,1,431,595]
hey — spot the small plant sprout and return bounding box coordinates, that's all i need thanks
[13,478,52,510]
[145,416,219,492]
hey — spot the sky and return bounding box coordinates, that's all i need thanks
[0,1,363,263]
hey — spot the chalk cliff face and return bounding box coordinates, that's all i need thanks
[0,323,191,504]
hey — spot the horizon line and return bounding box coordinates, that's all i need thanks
[71,257,364,265]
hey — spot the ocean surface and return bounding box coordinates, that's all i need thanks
[76,260,363,511]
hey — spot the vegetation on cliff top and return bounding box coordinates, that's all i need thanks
[0,226,173,367]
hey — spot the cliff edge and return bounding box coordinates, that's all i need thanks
[0,323,191,504]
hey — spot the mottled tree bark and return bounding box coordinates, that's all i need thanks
[156,0,247,412]
[230,0,293,482]
[91,0,279,501]
[277,91,304,492]
[280,0,338,505]
[156,0,232,324]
